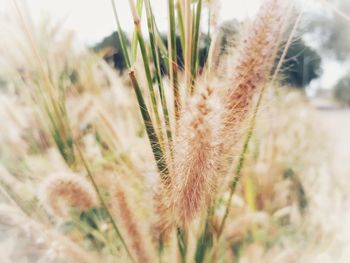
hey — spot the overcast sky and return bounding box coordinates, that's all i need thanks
[0,0,346,89]
[1,0,262,45]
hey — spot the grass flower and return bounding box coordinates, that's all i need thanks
[223,0,288,135]
[171,84,222,225]
[111,182,153,263]
[38,172,97,218]
[0,0,333,262]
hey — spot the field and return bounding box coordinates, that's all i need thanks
[0,0,350,262]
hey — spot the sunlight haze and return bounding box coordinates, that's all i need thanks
[1,0,260,44]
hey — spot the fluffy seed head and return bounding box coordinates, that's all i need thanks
[39,171,97,218]
[0,204,97,263]
[150,189,173,244]
[171,85,222,225]
[224,0,288,129]
[170,0,290,225]
[111,183,153,263]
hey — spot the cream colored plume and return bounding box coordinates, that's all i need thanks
[38,171,97,218]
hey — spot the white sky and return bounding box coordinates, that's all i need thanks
[0,0,346,89]
[1,0,261,45]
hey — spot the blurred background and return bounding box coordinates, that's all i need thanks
[0,0,350,262]
[2,0,349,98]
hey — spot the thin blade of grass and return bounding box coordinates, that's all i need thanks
[129,71,169,179]
[184,0,193,96]
[190,0,202,93]
[145,0,173,145]
[217,6,302,239]
[76,146,136,263]
[168,0,180,125]
[194,222,213,263]
[176,227,187,261]
[176,1,185,53]
[111,0,168,178]
[131,0,144,62]
[128,0,163,144]
[111,0,131,68]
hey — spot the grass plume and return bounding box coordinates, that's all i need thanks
[171,84,222,224]
[39,171,97,218]
[0,0,336,262]
[111,182,153,263]
[223,0,289,134]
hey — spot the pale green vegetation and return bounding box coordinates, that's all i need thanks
[0,0,349,262]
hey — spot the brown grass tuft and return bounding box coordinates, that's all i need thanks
[111,183,153,263]
[150,189,173,245]
[0,204,97,263]
[39,172,97,218]
[171,84,222,225]
[170,0,290,225]
[223,0,288,134]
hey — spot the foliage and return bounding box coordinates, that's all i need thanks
[0,1,337,262]
[95,22,321,89]
[334,74,350,105]
[306,0,350,60]
[280,38,321,88]
[93,31,129,72]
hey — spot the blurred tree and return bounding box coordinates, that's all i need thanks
[94,20,321,88]
[158,34,184,74]
[157,33,210,74]
[334,74,350,106]
[306,0,350,61]
[0,78,6,90]
[92,31,129,72]
[279,39,321,88]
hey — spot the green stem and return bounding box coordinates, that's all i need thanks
[129,71,169,179]
[76,145,135,263]
[217,8,303,239]
[110,0,131,68]
[194,207,214,263]
[176,227,187,261]
[145,0,173,144]
[217,106,258,238]
[168,0,180,124]
[131,0,144,62]
[131,14,162,140]
[191,0,202,93]
[176,1,185,54]
[110,0,168,179]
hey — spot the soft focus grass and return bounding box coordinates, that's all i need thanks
[0,1,350,262]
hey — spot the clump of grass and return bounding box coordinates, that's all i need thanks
[0,0,328,262]
[38,171,97,218]
[0,204,97,263]
[109,0,298,261]
[223,0,288,136]
[19,5,75,166]
[171,84,222,225]
[111,181,153,263]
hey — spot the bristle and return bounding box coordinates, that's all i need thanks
[111,183,153,263]
[38,172,97,218]
[171,85,222,225]
[170,0,289,225]
[0,204,96,263]
[224,0,288,133]
[208,0,221,32]
[150,190,173,244]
